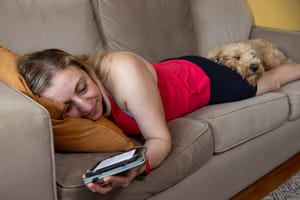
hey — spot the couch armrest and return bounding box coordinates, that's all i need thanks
[0,81,57,200]
[250,26,300,62]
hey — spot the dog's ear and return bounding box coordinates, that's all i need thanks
[207,50,219,61]
[207,52,221,64]
[212,56,221,64]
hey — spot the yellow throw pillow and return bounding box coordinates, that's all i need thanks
[247,0,300,31]
[0,45,134,152]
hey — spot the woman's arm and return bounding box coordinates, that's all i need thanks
[84,51,172,194]
[104,51,172,170]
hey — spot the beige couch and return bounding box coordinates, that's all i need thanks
[1,0,300,200]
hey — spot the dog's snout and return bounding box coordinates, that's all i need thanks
[249,64,258,72]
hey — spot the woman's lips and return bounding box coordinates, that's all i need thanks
[88,103,98,119]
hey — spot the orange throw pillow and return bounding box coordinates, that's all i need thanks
[0,45,134,152]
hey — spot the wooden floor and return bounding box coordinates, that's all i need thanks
[231,152,300,200]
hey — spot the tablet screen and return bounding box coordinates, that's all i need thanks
[94,149,136,171]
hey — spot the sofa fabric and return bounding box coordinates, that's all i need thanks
[250,26,300,63]
[55,118,213,200]
[186,93,289,153]
[0,82,57,200]
[148,120,300,200]
[190,0,254,56]
[0,0,103,55]
[92,0,198,63]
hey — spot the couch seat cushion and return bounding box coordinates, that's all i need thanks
[55,118,213,200]
[278,80,300,121]
[185,93,289,153]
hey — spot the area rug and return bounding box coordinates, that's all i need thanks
[263,171,300,200]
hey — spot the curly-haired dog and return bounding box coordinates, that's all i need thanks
[207,39,294,86]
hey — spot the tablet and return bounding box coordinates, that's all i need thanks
[84,146,147,184]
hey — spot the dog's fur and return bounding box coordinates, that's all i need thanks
[207,39,294,86]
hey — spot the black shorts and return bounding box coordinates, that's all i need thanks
[162,55,257,104]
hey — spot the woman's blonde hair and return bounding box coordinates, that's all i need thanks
[17,48,111,116]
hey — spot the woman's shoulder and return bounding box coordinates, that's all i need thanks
[105,52,139,77]
[108,51,145,66]
[104,50,157,88]
[107,51,155,77]
[98,51,141,82]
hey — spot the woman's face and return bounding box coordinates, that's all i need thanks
[41,65,103,121]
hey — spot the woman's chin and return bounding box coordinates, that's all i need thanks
[91,111,103,121]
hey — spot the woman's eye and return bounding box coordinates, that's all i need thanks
[77,83,87,94]
[66,102,73,113]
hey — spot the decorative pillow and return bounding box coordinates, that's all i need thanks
[0,45,134,152]
[247,0,300,31]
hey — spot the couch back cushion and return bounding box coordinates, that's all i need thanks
[190,0,254,56]
[0,0,104,55]
[92,0,198,63]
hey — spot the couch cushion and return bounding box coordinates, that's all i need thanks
[185,93,289,153]
[250,26,300,63]
[92,0,197,63]
[190,0,254,56]
[278,80,300,121]
[0,0,103,55]
[55,118,213,200]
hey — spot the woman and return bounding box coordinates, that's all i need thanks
[17,49,300,194]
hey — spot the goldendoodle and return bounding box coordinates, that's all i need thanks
[207,39,294,86]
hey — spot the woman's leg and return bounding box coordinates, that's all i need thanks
[256,63,300,96]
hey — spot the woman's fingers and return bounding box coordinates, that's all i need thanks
[87,182,114,194]
[103,169,138,188]
[83,163,145,194]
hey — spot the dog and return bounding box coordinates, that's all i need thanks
[207,39,294,86]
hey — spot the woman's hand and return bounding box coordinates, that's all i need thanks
[83,163,144,194]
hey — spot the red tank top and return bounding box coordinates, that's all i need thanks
[109,59,210,134]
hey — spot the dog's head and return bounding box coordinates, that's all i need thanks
[207,42,265,86]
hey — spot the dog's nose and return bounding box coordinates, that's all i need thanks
[249,64,258,72]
